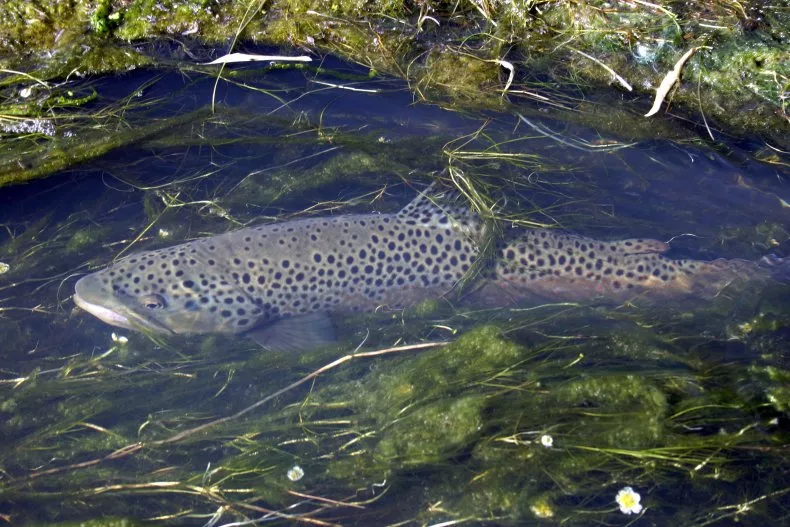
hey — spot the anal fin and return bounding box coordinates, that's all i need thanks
[246,312,337,353]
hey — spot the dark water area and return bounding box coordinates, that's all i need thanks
[1,51,790,526]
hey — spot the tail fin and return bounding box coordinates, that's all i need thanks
[759,254,790,282]
[678,255,790,299]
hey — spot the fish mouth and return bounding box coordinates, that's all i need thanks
[73,291,135,329]
[74,276,174,335]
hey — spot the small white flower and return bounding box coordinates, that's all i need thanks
[0,262,9,274]
[615,486,643,515]
[111,332,129,344]
[158,228,171,238]
[287,465,304,482]
[19,87,33,98]
[539,434,553,448]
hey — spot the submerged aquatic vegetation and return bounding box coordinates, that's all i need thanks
[4,294,789,526]
[0,35,788,526]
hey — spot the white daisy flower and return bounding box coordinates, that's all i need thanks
[615,486,643,515]
[287,465,304,482]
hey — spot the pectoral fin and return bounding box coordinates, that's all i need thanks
[246,312,337,353]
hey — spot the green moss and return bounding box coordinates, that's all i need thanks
[0,0,91,52]
[412,298,441,318]
[253,151,385,199]
[439,325,524,376]
[77,43,153,76]
[0,107,209,187]
[691,41,790,138]
[552,374,668,448]
[419,52,503,106]
[347,326,523,423]
[66,226,111,254]
[375,395,485,465]
[226,138,435,206]
[117,0,228,42]
[92,0,123,36]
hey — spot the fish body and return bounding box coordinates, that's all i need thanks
[74,187,483,350]
[74,185,771,350]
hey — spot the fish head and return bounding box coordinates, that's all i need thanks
[74,271,177,334]
[74,247,245,336]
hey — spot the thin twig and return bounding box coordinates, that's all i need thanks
[287,490,366,509]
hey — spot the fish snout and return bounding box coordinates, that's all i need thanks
[74,274,134,330]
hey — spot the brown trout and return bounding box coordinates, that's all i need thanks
[74,184,773,350]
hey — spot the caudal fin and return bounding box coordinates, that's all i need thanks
[758,254,790,283]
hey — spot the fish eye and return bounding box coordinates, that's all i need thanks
[139,293,167,310]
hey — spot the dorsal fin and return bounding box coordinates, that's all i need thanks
[398,182,485,241]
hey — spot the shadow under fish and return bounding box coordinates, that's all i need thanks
[73,183,788,351]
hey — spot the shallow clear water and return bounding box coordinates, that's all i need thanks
[1,52,789,526]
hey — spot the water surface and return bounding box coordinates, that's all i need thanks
[1,52,789,526]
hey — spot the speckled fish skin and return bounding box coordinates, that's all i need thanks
[74,186,769,349]
[486,229,761,303]
[73,187,484,347]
